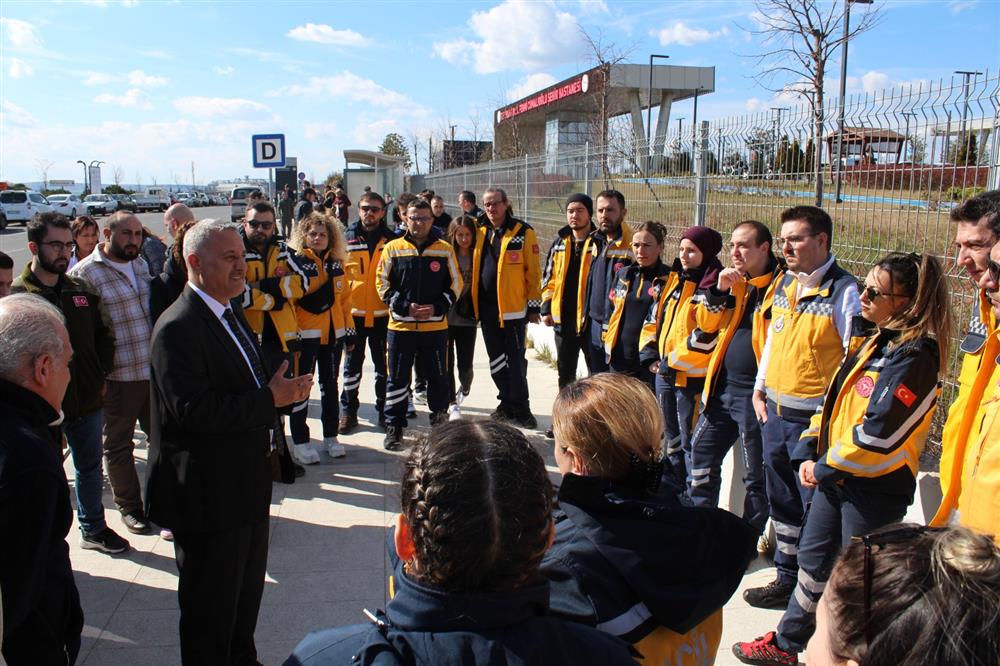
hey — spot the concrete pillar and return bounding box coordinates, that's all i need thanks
[652,91,675,172]
[629,91,646,151]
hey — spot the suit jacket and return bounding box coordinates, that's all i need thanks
[145,286,276,532]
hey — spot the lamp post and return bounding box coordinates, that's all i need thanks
[76,160,88,195]
[834,0,874,203]
[646,53,670,174]
[901,112,917,164]
[955,70,983,159]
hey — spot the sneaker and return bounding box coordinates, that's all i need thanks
[160,529,174,541]
[757,534,773,557]
[121,511,151,535]
[414,389,428,405]
[490,404,513,421]
[324,437,346,459]
[338,413,358,435]
[512,411,538,430]
[81,527,130,554]
[732,631,797,665]
[291,442,321,465]
[406,398,417,418]
[447,403,462,421]
[383,426,403,451]
[743,578,795,610]
[293,461,306,478]
[429,411,448,427]
[544,427,554,439]
[454,390,466,407]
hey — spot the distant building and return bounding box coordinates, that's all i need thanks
[432,140,493,171]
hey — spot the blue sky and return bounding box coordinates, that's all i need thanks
[1,0,997,188]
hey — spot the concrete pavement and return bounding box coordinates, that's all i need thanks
[67,328,787,665]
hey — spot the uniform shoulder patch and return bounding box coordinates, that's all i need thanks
[893,383,917,408]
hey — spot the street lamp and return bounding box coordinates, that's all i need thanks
[955,70,983,160]
[834,0,874,203]
[76,160,88,195]
[646,53,670,174]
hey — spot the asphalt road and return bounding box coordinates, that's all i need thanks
[0,205,233,273]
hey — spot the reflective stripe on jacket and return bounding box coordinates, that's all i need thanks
[376,233,462,333]
[764,261,858,420]
[471,217,542,326]
[290,247,355,345]
[240,233,309,352]
[604,261,673,361]
[343,221,396,327]
[540,223,597,330]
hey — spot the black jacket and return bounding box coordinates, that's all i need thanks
[541,474,756,643]
[12,265,115,420]
[284,556,637,665]
[0,379,84,665]
[149,251,187,323]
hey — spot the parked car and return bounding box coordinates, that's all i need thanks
[0,190,54,225]
[133,187,171,212]
[0,203,7,231]
[46,194,84,218]
[175,192,196,207]
[110,194,138,213]
[83,194,116,216]
[230,186,261,222]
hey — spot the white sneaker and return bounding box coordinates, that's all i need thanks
[414,390,428,405]
[325,437,346,459]
[454,390,466,407]
[448,404,462,421]
[291,442,320,465]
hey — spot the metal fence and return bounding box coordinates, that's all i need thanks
[427,70,1000,465]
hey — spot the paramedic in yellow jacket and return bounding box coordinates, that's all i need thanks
[640,225,724,491]
[733,252,951,664]
[541,193,597,389]
[584,190,633,373]
[687,221,783,534]
[745,206,860,612]
[935,221,1000,544]
[471,187,542,429]
[932,190,1000,532]
[287,213,355,465]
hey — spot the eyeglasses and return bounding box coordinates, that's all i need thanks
[360,205,383,212]
[777,233,818,246]
[861,283,909,301]
[407,215,432,223]
[851,525,943,646]
[39,241,76,254]
[246,220,274,230]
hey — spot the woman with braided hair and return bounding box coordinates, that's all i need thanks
[285,420,638,665]
[541,373,757,665]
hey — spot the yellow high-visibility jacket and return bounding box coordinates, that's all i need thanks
[376,233,462,333]
[471,217,542,326]
[343,221,397,328]
[955,353,1000,544]
[540,224,597,331]
[932,291,997,526]
[696,260,784,403]
[241,233,309,352]
[604,260,673,361]
[290,247,355,345]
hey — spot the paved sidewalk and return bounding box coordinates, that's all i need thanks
[68,332,786,665]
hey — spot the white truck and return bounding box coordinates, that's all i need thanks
[133,187,172,212]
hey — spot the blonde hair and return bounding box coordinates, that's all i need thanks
[291,212,346,263]
[552,374,662,479]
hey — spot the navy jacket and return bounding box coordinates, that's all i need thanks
[0,379,84,665]
[541,474,757,643]
[285,557,638,666]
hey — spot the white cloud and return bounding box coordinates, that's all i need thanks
[128,69,168,87]
[506,73,558,102]
[745,97,767,113]
[173,96,273,120]
[0,100,38,128]
[137,49,172,60]
[81,0,109,6]
[286,23,370,46]
[576,0,609,15]
[83,72,115,86]
[94,88,153,110]
[844,70,929,96]
[269,72,420,112]
[949,0,978,13]
[352,119,403,146]
[0,17,43,50]
[654,21,728,47]
[122,0,139,6]
[304,122,339,140]
[213,65,235,76]
[433,0,583,74]
[8,58,33,78]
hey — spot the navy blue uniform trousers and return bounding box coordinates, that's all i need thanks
[340,315,387,418]
[384,329,448,427]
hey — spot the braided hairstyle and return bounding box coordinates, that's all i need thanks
[875,251,952,368]
[399,420,554,593]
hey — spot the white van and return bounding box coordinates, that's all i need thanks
[230,186,262,222]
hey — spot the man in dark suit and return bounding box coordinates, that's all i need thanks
[145,219,312,665]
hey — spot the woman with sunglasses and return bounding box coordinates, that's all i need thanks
[542,373,756,666]
[806,524,1000,666]
[733,252,952,665]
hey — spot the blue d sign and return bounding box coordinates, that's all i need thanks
[252,134,286,168]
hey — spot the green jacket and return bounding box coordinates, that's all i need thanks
[12,265,116,420]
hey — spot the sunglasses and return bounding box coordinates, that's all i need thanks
[360,205,383,212]
[246,220,274,230]
[987,258,1000,284]
[851,525,944,646]
[861,284,908,301]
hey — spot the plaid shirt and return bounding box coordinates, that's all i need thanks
[70,245,152,382]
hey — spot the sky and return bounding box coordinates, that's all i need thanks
[1,0,997,188]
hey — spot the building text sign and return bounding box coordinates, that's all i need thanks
[497,75,589,123]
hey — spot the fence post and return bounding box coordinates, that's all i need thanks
[694,121,709,227]
[584,141,591,196]
[990,118,1000,191]
[524,153,529,222]
[489,158,494,187]
[463,165,467,191]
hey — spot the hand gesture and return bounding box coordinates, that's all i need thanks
[268,360,314,408]
[717,268,741,292]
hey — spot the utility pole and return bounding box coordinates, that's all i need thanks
[771,107,788,171]
[834,0,873,202]
[955,70,983,156]
[191,161,195,190]
[449,124,457,170]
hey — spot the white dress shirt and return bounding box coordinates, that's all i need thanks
[188,281,261,387]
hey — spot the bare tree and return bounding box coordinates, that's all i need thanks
[112,164,125,187]
[739,0,882,204]
[34,158,55,190]
[135,171,143,191]
[407,130,423,176]
[578,26,637,181]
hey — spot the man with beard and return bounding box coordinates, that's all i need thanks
[583,190,633,374]
[239,201,312,472]
[340,192,398,432]
[12,213,128,554]
[70,211,154,536]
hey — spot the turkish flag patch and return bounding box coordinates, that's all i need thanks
[72,295,89,307]
[893,384,917,408]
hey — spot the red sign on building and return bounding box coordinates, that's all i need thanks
[498,75,588,123]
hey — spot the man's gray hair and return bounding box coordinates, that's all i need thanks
[183,218,239,261]
[0,293,67,383]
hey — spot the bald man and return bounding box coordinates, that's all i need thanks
[164,203,195,239]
